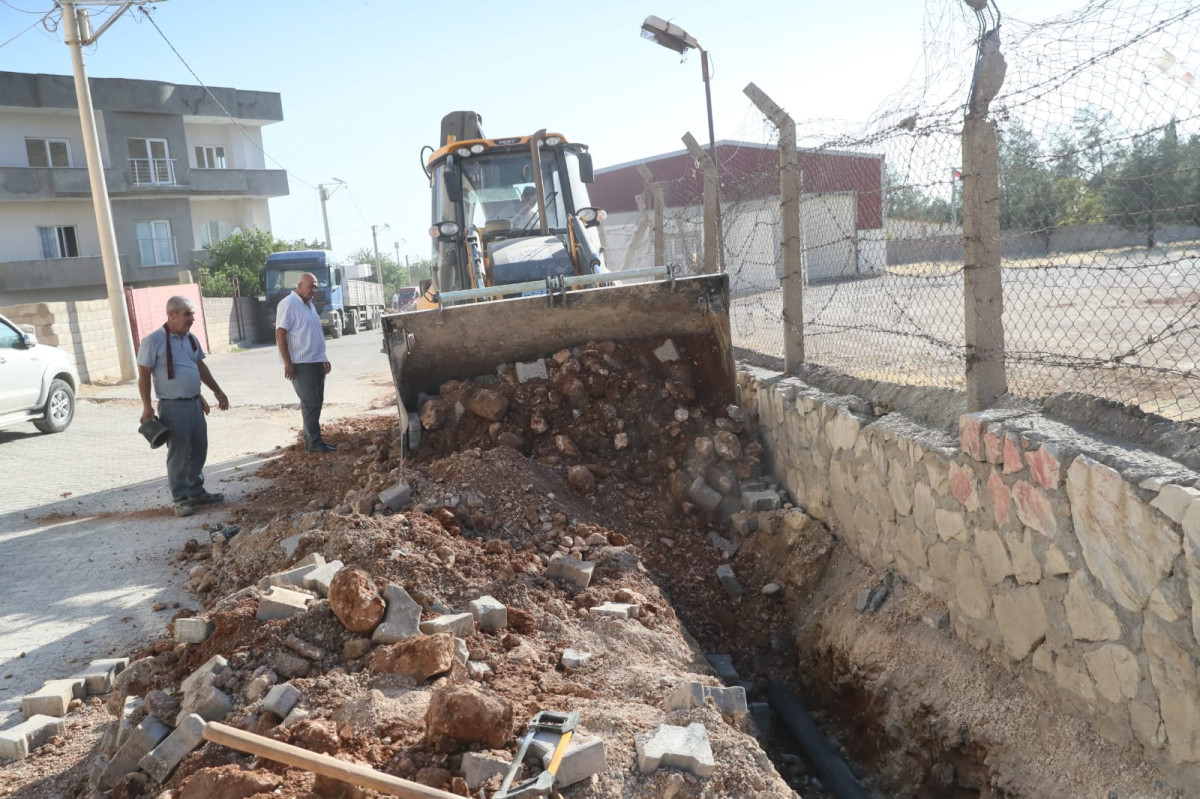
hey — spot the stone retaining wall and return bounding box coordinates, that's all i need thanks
[0,300,121,383]
[738,366,1200,791]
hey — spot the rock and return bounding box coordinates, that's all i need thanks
[589,602,639,619]
[328,567,386,634]
[713,431,743,462]
[426,683,514,751]
[420,398,446,430]
[469,596,508,632]
[708,531,738,558]
[546,554,594,588]
[263,683,302,719]
[178,765,283,799]
[667,682,748,719]
[654,339,680,362]
[138,713,206,784]
[255,586,311,621]
[419,613,476,637]
[761,582,782,596]
[343,638,372,660]
[144,690,180,725]
[379,481,413,512]
[369,634,456,682]
[561,648,591,669]
[688,477,722,513]
[468,389,509,421]
[497,431,524,449]
[567,465,595,494]
[635,723,715,778]
[461,751,510,790]
[716,564,743,598]
[285,634,325,661]
[270,649,311,679]
[554,435,580,457]
[372,583,423,644]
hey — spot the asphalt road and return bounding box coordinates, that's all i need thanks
[0,331,396,729]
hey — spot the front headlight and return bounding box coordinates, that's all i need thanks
[544,136,562,146]
[576,208,607,224]
[455,147,472,158]
[470,143,486,154]
[429,221,460,238]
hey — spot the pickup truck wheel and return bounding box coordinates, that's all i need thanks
[330,313,343,339]
[348,310,359,335]
[33,379,75,433]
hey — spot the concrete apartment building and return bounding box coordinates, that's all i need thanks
[0,70,288,306]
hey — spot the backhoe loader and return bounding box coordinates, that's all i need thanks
[382,111,734,449]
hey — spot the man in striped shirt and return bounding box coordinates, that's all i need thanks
[275,272,336,453]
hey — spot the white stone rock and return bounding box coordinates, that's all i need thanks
[515,359,549,383]
[461,751,510,790]
[635,722,715,778]
[1151,484,1200,524]
[935,509,967,542]
[1083,644,1142,704]
[975,528,1013,585]
[1064,572,1122,641]
[955,551,991,620]
[561,648,591,669]
[992,586,1049,661]
[418,613,476,637]
[653,339,680,362]
[468,595,508,632]
[1143,616,1200,762]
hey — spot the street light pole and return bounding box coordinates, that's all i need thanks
[62,0,138,381]
[371,224,388,290]
[318,179,344,250]
[394,241,401,285]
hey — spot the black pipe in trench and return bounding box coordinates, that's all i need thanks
[767,680,871,799]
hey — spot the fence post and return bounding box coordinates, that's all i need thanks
[636,164,666,267]
[682,131,720,274]
[745,82,803,372]
[961,32,1008,411]
[622,193,650,271]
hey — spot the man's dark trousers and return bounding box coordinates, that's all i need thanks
[292,363,326,449]
[158,397,207,501]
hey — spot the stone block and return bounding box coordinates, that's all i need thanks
[715,564,743,598]
[175,617,213,643]
[708,531,738,558]
[729,511,758,535]
[256,586,311,621]
[742,489,782,512]
[138,714,206,783]
[988,470,1011,527]
[975,528,1013,585]
[263,682,302,718]
[72,658,129,696]
[1064,573,1122,641]
[302,559,344,597]
[515,359,548,382]
[0,714,65,760]
[949,463,979,510]
[561,648,591,669]
[262,562,321,590]
[959,413,985,461]
[935,509,967,542]
[181,655,228,697]
[468,661,493,681]
[635,723,715,778]
[461,751,510,790]
[955,552,991,620]
[667,682,748,719]
[688,477,722,513]
[1084,644,1141,704]
[589,602,639,619]
[1026,443,1065,489]
[1151,484,1200,525]
[468,595,507,632]
[176,679,233,726]
[21,678,84,719]
[749,702,772,739]
[373,583,423,644]
[705,654,739,685]
[100,717,170,788]
[1144,616,1200,762]
[379,480,413,512]
[1012,480,1057,537]
[419,612,476,637]
[993,586,1049,661]
[653,339,680,362]
[529,733,607,786]
[546,554,594,589]
[454,637,469,665]
[280,534,303,557]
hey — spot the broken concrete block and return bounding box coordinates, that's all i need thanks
[469,595,508,631]
[261,562,321,590]
[72,658,129,696]
[742,489,782,512]
[379,480,413,512]
[589,602,640,619]
[181,655,228,697]
[667,682,748,719]
[688,477,723,513]
[653,339,680,362]
[280,534,303,557]
[515,359,549,383]
[99,716,170,788]
[294,552,326,569]
[705,654,740,685]
[461,751,510,790]
[467,661,493,681]
[0,714,65,760]
[302,559,344,597]
[371,583,423,644]
[708,531,739,558]
[419,612,476,637]
[138,713,206,783]
[547,553,595,588]
[263,682,301,719]
[530,733,607,786]
[758,512,779,534]
[635,722,715,778]
[729,512,758,535]
[454,637,470,666]
[21,678,84,719]
[175,679,233,726]
[256,586,311,621]
[716,564,743,598]
[561,648,592,669]
[175,617,213,643]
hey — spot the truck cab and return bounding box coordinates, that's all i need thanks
[264,250,343,335]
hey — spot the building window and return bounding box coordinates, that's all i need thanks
[26,138,72,168]
[37,225,79,258]
[195,145,227,169]
[199,220,230,247]
[128,138,175,185]
[136,220,177,266]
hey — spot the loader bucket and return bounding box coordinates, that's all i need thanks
[381,273,735,444]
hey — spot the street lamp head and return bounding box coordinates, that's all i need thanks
[641,15,700,55]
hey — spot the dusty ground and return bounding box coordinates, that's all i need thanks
[0,337,1185,799]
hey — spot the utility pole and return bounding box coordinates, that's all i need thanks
[371,224,388,290]
[394,241,401,285]
[318,179,344,250]
[62,0,139,381]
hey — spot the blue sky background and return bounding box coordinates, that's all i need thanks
[0,0,1114,260]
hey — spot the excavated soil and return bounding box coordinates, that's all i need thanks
[1,338,1185,799]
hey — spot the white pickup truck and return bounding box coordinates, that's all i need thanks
[0,313,80,434]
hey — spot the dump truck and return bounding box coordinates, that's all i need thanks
[382,112,734,449]
[264,250,386,337]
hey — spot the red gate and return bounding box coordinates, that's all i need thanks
[124,283,211,353]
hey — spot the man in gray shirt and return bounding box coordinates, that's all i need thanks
[137,295,229,517]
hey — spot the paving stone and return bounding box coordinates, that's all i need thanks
[729,512,758,535]
[138,713,206,783]
[261,562,321,590]
[546,553,595,588]
[181,655,228,697]
[715,564,743,598]
[175,617,213,643]
[302,560,344,597]
[379,480,414,512]
[21,678,84,718]
[419,612,476,637]
[461,751,510,790]
[667,681,748,719]
[653,339,680,362]
[635,722,715,778]
[758,512,779,534]
[262,682,301,719]
[0,714,64,759]
[468,595,508,632]
[280,534,303,557]
[72,658,129,696]
[688,477,723,513]
[515,359,548,382]
[294,552,325,569]
[705,654,740,685]
[749,702,772,739]
[99,716,170,788]
[561,648,592,669]
[742,489,782,512]
[529,733,607,786]
[256,586,311,621]
[708,531,739,558]
[589,602,640,619]
[175,679,233,726]
[372,583,423,644]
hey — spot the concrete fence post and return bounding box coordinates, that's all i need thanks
[682,131,720,274]
[622,193,650,271]
[636,164,667,268]
[745,82,803,372]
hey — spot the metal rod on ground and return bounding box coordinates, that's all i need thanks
[202,721,460,799]
[766,681,870,799]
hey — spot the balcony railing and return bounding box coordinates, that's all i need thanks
[138,237,178,267]
[128,157,176,186]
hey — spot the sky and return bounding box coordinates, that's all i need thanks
[0,0,1130,262]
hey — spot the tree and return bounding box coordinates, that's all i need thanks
[345,247,435,295]
[884,165,950,223]
[998,121,1058,247]
[196,228,295,297]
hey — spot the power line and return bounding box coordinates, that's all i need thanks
[134,5,317,190]
[0,0,44,13]
[0,11,49,48]
[342,184,372,227]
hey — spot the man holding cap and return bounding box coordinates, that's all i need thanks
[137,295,229,517]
